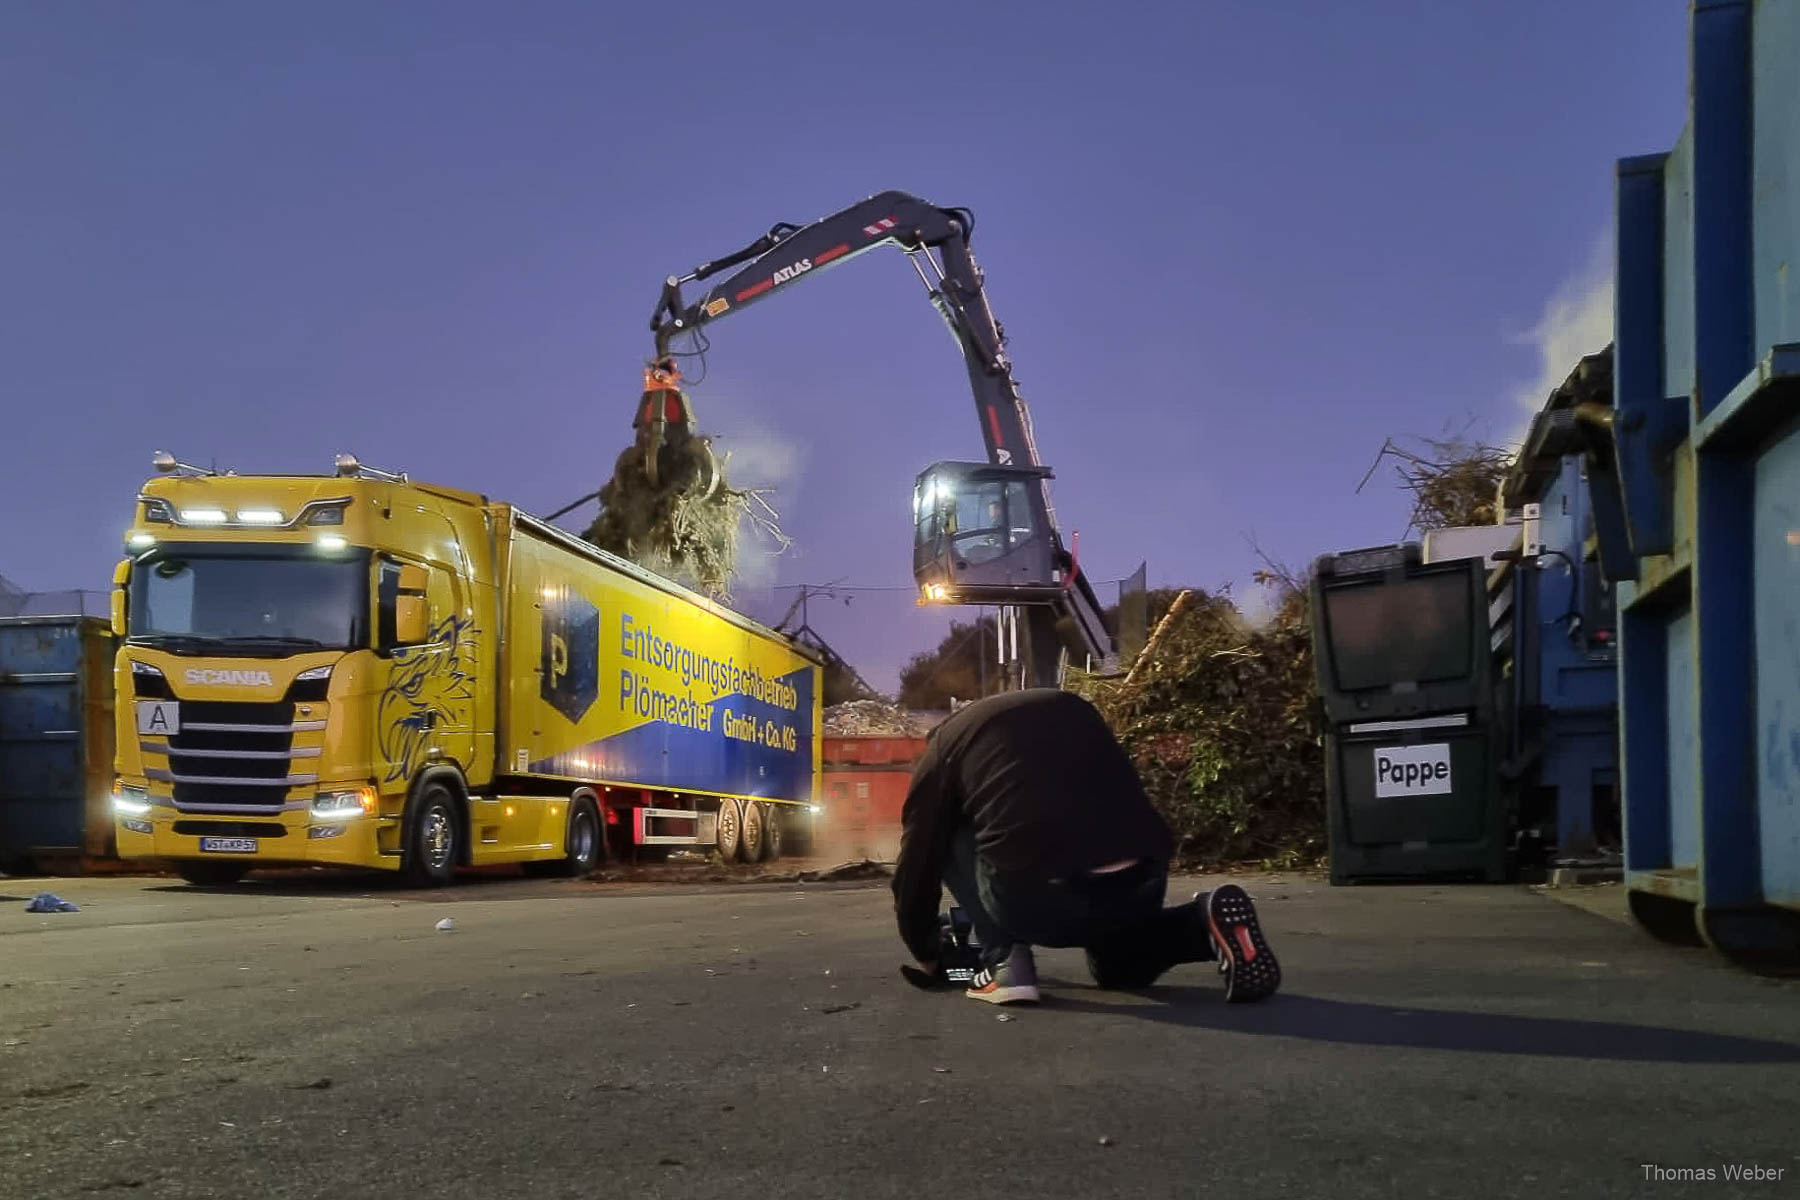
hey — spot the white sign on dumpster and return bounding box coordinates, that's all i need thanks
[1372,743,1452,797]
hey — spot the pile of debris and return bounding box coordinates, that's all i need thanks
[1071,585,1326,869]
[823,700,945,738]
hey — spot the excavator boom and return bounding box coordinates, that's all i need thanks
[648,190,1115,684]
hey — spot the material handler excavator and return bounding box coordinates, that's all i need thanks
[636,189,1115,688]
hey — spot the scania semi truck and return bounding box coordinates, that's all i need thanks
[108,452,821,887]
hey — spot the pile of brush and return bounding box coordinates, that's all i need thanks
[1070,583,1326,870]
[582,372,786,601]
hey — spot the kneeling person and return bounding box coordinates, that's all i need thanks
[893,688,1280,1005]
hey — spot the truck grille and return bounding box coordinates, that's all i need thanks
[140,684,328,811]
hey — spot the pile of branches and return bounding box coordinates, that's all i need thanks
[583,424,788,602]
[1072,582,1325,870]
[1359,435,1513,533]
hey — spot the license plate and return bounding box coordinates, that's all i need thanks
[137,700,180,736]
[199,837,258,854]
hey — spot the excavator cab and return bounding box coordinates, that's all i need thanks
[912,462,1063,605]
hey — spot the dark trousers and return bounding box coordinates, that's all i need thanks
[941,827,1215,984]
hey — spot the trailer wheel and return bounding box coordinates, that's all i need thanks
[714,797,743,864]
[739,800,766,863]
[762,808,784,862]
[406,781,459,888]
[177,861,251,887]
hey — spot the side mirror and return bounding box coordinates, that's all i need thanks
[110,559,131,639]
[394,595,429,646]
[398,564,429,594]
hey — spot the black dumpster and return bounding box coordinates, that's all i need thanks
[1309,544,1508,884]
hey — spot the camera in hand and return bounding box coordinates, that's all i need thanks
[939,907,983,984]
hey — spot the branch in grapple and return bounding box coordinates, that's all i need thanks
[583,374,789,600]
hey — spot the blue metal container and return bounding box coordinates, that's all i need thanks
[1590,0,1800,969]
[1494,377,1623,865]
[0,616,117,871]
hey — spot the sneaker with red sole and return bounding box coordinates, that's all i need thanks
[966,943,1040,1005]
[1205,884,1281,1003]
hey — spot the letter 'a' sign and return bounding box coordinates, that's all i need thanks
[136,700,180,736]
[1373,743,1452,797]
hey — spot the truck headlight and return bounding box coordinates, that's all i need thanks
[112,781,151,816]
[295,665,332,682]
[312,786,376,820]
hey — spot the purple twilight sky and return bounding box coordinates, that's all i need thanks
[0,2,1689,694]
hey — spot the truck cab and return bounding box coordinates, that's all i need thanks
[110,456,495,885]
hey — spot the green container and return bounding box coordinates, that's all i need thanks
[1310,545,1509,883]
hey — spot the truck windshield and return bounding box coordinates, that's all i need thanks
[128,550,370,654]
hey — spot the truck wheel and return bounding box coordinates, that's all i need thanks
[739,801,766,863]
[525,795,603,878]
[714,798,743,864]
[406,782,459,888]
[177,861,250,887]
[762,808,784,862]
[563,796,603,876]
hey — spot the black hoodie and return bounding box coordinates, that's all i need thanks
[891,688,1175,964]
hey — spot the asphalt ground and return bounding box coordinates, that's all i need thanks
[2,867,1797,1200]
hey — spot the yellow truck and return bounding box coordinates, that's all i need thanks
[108,452,822,886]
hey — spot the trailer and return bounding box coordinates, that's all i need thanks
[109,454,821,886]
